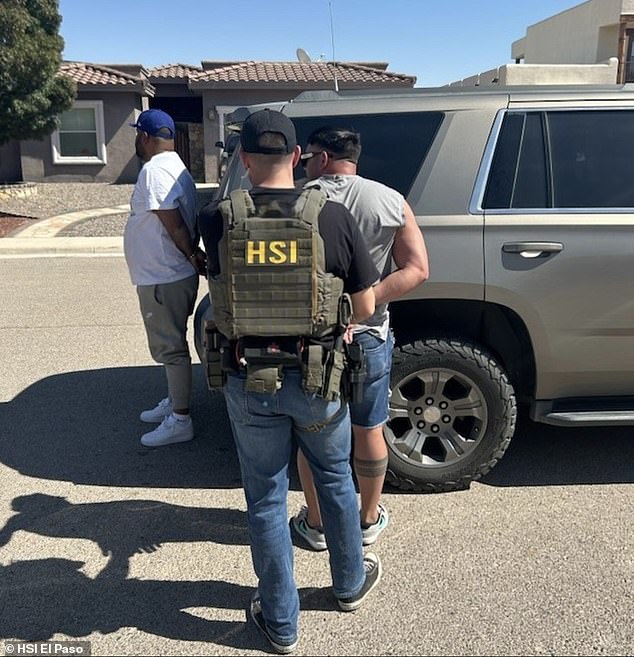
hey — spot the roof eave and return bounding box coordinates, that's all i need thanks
[189,79,414,90]
[74,81,155,96]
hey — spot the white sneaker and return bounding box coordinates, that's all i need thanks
[361,503,389,546]
[140,397,172,423]
[141,414,194,447]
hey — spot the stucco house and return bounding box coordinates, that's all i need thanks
[0,60,415,185]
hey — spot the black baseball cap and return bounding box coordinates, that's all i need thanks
[240,109,297,154]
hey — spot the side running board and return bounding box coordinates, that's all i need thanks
[537,410,634,427]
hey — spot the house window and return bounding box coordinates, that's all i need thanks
[51,100,107,165]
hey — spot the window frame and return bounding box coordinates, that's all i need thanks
[472,106,634,214]
[51,100,107,165]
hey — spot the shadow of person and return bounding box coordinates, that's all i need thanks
[0,558,337,649]
[0,557,247,645]
[0,365,242,489]
[0,494,248,579]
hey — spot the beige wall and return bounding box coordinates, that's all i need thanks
[512,0,629,64]
[449,58,619,87]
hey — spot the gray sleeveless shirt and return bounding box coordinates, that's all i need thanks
[306,174,405,340]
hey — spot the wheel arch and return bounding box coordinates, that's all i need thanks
[390,298,536,403]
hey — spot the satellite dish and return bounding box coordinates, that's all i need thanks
[296,47,312,63]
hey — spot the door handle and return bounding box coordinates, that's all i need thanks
[502,242,564,258]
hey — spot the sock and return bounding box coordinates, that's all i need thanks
[173,411,190,422]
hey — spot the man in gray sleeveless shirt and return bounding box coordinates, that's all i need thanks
[291,126,429,550]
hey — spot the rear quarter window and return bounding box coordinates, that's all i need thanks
[484,109,634,210]
[293,112,443,197]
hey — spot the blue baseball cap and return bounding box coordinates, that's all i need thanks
[130,109,175,139]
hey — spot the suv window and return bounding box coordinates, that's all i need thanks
[293,112,443,197]
[484,109,634,210]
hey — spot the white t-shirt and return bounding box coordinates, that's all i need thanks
[124,151,198,286]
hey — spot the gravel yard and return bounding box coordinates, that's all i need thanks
[0,182,217,238]
[0,182,133,219]
[57,213,129,237]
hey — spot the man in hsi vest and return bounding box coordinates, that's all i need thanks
[198,109,382,654]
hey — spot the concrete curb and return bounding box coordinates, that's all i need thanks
[0,183,219,257]
[0,236,124,257]
[14,205,130,238]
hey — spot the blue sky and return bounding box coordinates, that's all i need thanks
[58,0,580,87]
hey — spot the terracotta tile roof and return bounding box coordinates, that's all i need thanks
[58,60,415,91]
[191,61,416,87]
[60,62,144,86]
[147,63,203,79]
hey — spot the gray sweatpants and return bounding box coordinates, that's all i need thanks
[137,274,199,411]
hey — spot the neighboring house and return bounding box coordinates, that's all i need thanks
[2,60,415,185]
[16,62,153,184]
[451,0,634,87]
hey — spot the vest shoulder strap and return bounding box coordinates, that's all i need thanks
[293,187,326,227]
[218,189,256,226]
[219,188,325,226]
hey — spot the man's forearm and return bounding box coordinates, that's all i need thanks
[154,208,197,256]
[373,268,426,306]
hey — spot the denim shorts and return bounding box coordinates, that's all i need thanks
[349,330,394,429]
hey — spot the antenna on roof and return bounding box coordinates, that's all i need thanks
[296,48,312,63]
[329,1,339,92]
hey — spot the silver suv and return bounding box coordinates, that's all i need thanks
[197,84,634,493]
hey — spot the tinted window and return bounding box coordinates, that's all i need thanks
[294,112,443,197]
[485,109,634,210]
[483,112,547,209]
[547,110,634,208]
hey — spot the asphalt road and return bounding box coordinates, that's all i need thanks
[0,256,632,656]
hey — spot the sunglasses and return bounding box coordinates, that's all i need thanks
[299,151,326,166]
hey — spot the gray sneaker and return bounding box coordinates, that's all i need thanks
[249,593,299,654]
[290,506,327,551]
[140,397,172,423]
[337,553,382,612]
[361,503,389,546]
[141,414,193,447]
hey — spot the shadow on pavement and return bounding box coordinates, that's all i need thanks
[0,494,249,579]
[480,406,634,488]
[0,557,336,647]
[2,366,633,491]
[0,365,241,489]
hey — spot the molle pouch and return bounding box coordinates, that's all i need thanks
[245,364,283,394]
[203,320,225,390]
[322,349,345,401]
[302,344,325,395]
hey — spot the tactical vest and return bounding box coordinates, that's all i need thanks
[206,188,348,398]
[210,188,344,340]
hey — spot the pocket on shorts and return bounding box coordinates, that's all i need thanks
[355,332,393,382]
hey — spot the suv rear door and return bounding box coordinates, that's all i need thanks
[480,97,634,400]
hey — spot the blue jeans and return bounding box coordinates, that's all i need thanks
[224,369,365,644]
[349,330,394,428]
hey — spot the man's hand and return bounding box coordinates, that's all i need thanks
[189,248,208,277]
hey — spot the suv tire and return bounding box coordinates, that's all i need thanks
[385,338,516,493]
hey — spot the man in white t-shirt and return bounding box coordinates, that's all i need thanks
[124,109,206,447]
